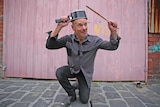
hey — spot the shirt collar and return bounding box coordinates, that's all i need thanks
[72,34,91,43]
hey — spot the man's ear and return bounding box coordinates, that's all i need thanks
[71,24,74,31]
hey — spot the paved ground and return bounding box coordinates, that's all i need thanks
[0,78,160,107]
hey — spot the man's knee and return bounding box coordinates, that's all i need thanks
[55,68,63,80]
[79,97,89,104]
[56,66,70,80]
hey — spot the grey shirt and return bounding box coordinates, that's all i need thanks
[46,32,121,87]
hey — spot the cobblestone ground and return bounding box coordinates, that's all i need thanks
[0,78,160,107]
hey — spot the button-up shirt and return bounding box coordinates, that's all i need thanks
[46,31,121,87]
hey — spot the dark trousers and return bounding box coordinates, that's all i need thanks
[56,66,90,104]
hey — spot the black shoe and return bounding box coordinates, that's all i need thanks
[61,95,76,107]
[72,81,79,89]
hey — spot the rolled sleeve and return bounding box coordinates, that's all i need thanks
[47,31,58,40]
[46,31,59,49]
[46,31,71,49]
[110,35,121,45]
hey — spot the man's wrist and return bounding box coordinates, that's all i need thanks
[50,25,62,38]
[111,31,118,40]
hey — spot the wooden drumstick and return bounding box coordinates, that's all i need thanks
[86,5,119,29]
[86,5,109,22]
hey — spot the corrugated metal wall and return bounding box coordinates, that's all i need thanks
[4,0,147,81]
[4,0,78,79]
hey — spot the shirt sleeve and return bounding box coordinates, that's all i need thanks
[46,31,69,49]
[98,35,121,50]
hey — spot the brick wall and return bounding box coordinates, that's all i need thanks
[148,33,160,83]
[0,0,3,66]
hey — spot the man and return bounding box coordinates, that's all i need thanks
[46,9,121,106]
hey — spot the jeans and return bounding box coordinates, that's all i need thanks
[56,65,90,104]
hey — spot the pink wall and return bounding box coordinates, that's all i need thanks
[4,0,147,81]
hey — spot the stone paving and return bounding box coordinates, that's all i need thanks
[0,78,160,107]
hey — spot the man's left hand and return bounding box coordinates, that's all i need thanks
[108,21,118,33]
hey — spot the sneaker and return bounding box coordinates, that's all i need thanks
[61,95,76,107]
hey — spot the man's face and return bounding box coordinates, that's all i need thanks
[71,18,88,38]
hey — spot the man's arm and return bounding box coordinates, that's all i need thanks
[98,21,121,50]
[108,21,118,40]
[46,16,70,49]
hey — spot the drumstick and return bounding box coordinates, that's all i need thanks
[86,5,109,22]
[86,5,119,29]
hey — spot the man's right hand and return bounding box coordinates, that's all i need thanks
[57,16,70,28]
[50,16,70,38]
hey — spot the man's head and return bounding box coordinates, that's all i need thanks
[70,9,88,39]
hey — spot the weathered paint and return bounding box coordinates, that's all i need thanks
[148,41,160,52]
[4,0,147,81]
[148,0,160,33]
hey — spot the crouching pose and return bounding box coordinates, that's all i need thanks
[46,9,121,106]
